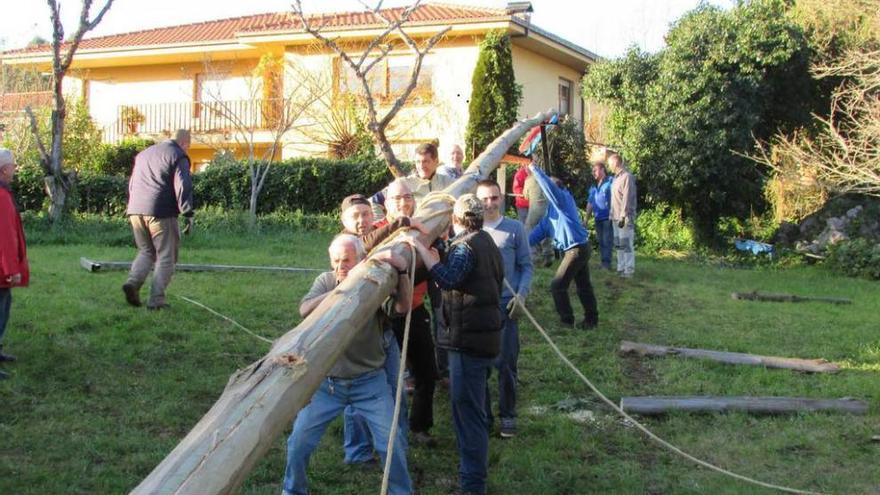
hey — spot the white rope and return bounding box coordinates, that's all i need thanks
[176,295,274,344]
[380,244,418,495]
[503,279,825,495]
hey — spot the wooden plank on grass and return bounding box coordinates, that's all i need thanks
[619,341,840,373]
[731,291,852,305]
[79,257,322,274]
[620,396,868,415]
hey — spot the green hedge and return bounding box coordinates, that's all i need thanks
[12,157,394,216]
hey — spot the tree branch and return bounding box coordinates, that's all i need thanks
[24,106,51,175]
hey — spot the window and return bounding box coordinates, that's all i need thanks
[338,55,433,104]
[558,78,572,117]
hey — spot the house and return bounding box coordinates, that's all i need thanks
[1,2,597,168]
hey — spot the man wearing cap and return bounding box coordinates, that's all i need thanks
[122,129,194,310]
[528,164,599,330]
[336,189,427,464]
[586,161,614,270]
[284,233,414,495]
[475,179,533,438]
[407,194,503,495]
[0,149,29,379]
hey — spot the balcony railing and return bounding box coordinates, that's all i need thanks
[115,99,287,139]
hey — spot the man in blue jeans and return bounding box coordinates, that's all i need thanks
[586,161,613,270]
[476,180,533,438]
[283,234,413,495]
[408,194,504,495]
[528,164,599,329]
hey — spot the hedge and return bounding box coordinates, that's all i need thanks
[12,157,395,216]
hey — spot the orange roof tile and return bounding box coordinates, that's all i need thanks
[4,3,510,56]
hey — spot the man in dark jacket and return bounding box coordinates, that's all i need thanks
[0,149,29,380]
[407,193,503,495]
[122,130,194,310]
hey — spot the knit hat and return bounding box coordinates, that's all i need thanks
[453,193,483,220]
[340,194,370,214]
[0,149,14,168]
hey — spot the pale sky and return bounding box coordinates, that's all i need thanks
[1,0,731,59]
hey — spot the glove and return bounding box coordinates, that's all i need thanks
[617,217,626,228]
[182,216,194,236]
[506,294,525,320]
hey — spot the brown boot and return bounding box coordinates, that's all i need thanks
[122,283,141,307]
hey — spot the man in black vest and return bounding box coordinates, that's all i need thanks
[407,194,503,495]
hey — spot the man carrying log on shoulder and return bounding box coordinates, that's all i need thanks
[283,234,414,495]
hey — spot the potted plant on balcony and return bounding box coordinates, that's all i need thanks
[120,105,146,134]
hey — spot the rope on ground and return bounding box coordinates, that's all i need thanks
[503,279,824,495]
[176,294,274,345]
[381,244,418,495]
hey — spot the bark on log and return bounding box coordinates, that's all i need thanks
[79,257,322,274]
[731,291,852,305]
[620,396,868,416]
[130,111,554,495]
[619,341,840,373]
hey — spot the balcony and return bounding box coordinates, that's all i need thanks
[108,99,287,144]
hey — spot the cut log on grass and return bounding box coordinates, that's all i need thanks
[620,396,868,416]
[130,111,554,495]
[731,291,852,305]
[619,341,840,373]
[80,257,322,274]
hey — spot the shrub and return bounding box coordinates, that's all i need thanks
[531,116,589,199]
[826,238,880,279]
[96,138,155,176]
[636,204,697,254]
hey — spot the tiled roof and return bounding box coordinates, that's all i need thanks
[5,3,510,55]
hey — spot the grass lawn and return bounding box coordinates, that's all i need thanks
[1,226,878,494]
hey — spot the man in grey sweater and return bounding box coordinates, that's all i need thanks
[122,130,194,310]
[609,153,637,277]
[476,179,533,438]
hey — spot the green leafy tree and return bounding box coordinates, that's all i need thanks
[584,0,816,243]
[465,30,522,160]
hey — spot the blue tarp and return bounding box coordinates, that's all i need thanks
[734,239,774,256]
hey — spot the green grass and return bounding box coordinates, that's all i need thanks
[1,227,878,494]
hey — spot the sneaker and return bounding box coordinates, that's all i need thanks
[0,351,16,363]
[579,316,598,330]
[500,418,516,438]
[559,319,575,329]
[412,431,437,448]
[122,283,141,307]
[619,272,633,279]
[146,303,170,311]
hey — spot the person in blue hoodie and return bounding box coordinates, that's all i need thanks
[528,163,599,329]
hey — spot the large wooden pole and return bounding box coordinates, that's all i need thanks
[620,396,869,416]
[131,111,552,495]
[619,341,841,373]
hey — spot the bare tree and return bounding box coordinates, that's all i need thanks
[198,53,326,228]
[751,48,880,217]
[292,0,451,178]
[24,0,114,223]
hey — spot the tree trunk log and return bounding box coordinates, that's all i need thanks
[731,291,852,305]
[79,257,323,274]
[130,111,553,495]
[619,341,840,373]
[620,396,868,416]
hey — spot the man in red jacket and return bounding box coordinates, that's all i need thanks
[0,149,30,380]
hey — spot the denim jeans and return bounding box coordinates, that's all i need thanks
[594,218,613,269]
[550,243,598,325]
[448,350,493,495]
[283,368,413,495]
[487,303,518,422]
[0,288,10,346]
[343,329,407,464]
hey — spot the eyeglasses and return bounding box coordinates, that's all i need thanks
[390,194,413,201]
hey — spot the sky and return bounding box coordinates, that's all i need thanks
[0,0,732,59]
